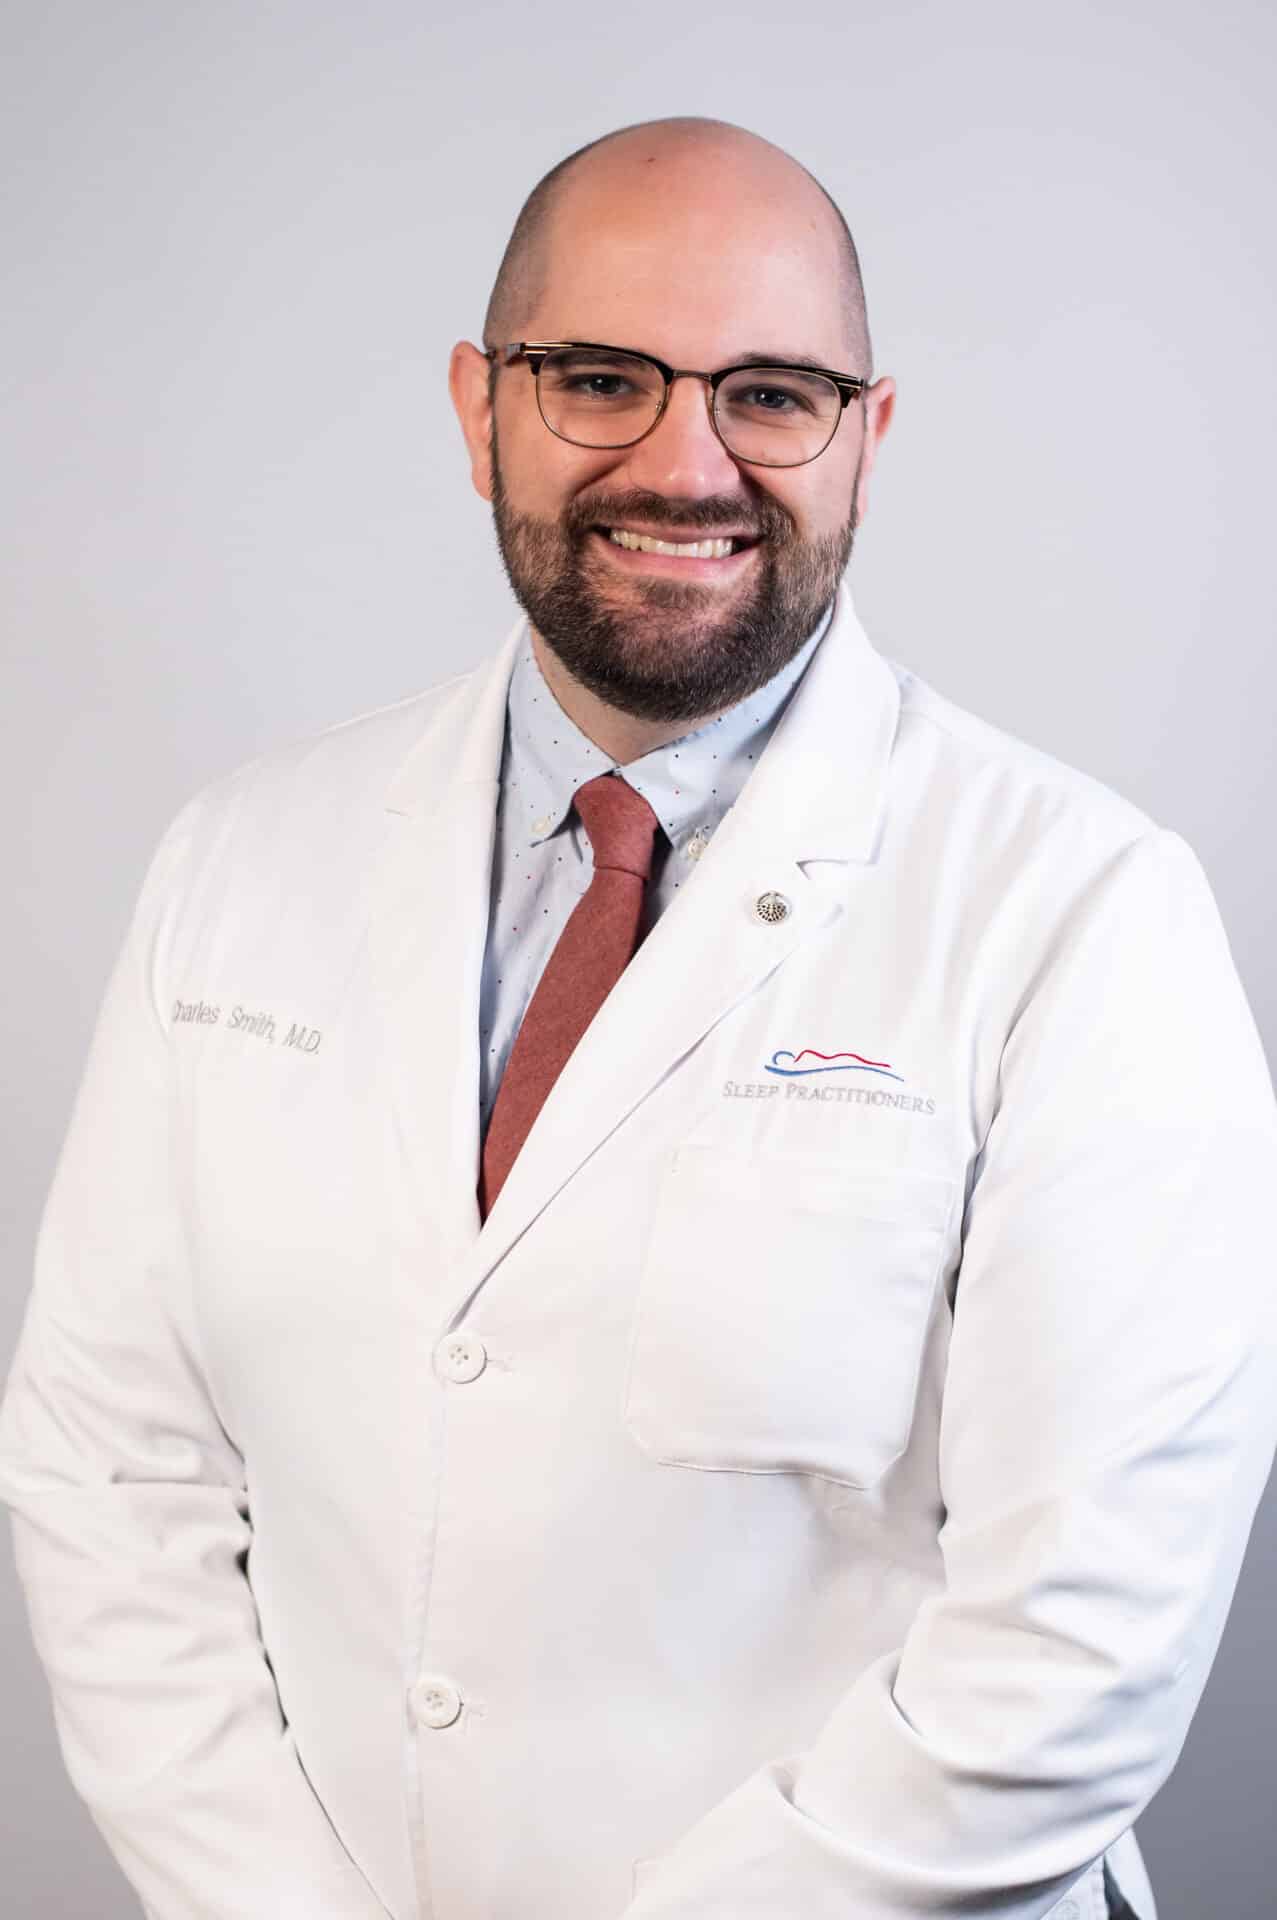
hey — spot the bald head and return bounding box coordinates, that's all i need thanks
[482,116,872,380]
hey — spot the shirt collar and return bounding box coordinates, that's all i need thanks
[503,598,835,862]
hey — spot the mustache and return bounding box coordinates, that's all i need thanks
[567,492,791,543]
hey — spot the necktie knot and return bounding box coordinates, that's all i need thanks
[573,773,660,882]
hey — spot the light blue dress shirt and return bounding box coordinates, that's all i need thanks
[478,598,835,1136]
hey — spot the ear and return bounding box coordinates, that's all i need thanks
[448,340,495,502]
[853,374,896,526]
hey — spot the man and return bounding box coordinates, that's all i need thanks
[1,113,1274,1920]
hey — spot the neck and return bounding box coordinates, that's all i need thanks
[529,628,727,765]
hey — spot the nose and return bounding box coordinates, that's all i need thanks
[614,371,743,496]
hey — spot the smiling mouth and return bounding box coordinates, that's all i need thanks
[592,525,762,562]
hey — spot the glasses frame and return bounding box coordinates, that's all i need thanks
[483,339,869,469]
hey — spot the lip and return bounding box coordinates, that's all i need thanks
[589,528,761,577]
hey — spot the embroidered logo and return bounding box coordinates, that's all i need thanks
[763,1047,905,1082]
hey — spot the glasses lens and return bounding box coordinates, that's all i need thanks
[535,348,664,447]
[713,367,841,466]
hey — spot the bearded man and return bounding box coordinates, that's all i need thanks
[4,114,1274,1920]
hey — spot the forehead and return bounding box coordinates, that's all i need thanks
[528,154,849,369]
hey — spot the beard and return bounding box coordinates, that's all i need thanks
[488,422,861,725]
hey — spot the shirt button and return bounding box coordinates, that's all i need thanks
[410,1676,462,1729]
[532,813,552,834]
[684,826,711,862]
[435,1333,487,1382]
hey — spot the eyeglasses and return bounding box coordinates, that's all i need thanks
[483,339,868,469]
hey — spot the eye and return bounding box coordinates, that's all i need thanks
[538,350,659,403]
[564,372,635,398]
[737,385,809,414]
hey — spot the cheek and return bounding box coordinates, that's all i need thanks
[795,462,858,538]
[499,410,618,517]
[764,475,843,543]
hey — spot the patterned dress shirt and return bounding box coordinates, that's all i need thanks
[478,597,835,1135]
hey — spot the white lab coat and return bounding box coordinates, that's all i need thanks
[3,581,1276,1920]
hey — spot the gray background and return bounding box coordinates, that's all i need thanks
[3,1,1274,1913]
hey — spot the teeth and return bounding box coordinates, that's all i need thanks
[607,529,738,558]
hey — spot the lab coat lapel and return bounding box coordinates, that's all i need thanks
[370,614,521,1267]
[443,580,903,1323]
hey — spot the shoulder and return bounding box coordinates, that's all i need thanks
[151,667,477,873]
[118,665,488,958]
[871,656,1222,993]
[890,658,1157,845]
[878,657,1177,929]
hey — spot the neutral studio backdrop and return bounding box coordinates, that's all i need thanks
[2,1,1275,1914]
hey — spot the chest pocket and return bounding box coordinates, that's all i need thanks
[622,1144,958,1487]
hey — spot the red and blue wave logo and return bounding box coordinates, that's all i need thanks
[764,1047,904,1081]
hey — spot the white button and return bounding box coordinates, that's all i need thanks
[754,890,792,925]
[410,1676,462,1729]
[435,1333,487,1382]
[684,826,711,862]
[532,813,552,834]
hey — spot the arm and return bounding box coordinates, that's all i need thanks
[0,804,392,1920]
[621,827,1277,1919]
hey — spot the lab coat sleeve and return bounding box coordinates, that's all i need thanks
[0,802,392,1920]
[621,826,1277,1920]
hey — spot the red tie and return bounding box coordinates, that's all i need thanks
[478,772,660,1220]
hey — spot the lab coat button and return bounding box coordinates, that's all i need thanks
[436,1334,487,1383]
[410,1677,462,1729]
[754,890,792,925]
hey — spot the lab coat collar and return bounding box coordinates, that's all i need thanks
[382,577,897,858]
[504,594,835,858]
[372,576,902,1310]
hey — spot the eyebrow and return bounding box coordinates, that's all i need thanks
[551,339,842,373]
[721,349,837,371]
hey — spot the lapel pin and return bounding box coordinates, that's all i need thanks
[754,891,792,925]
